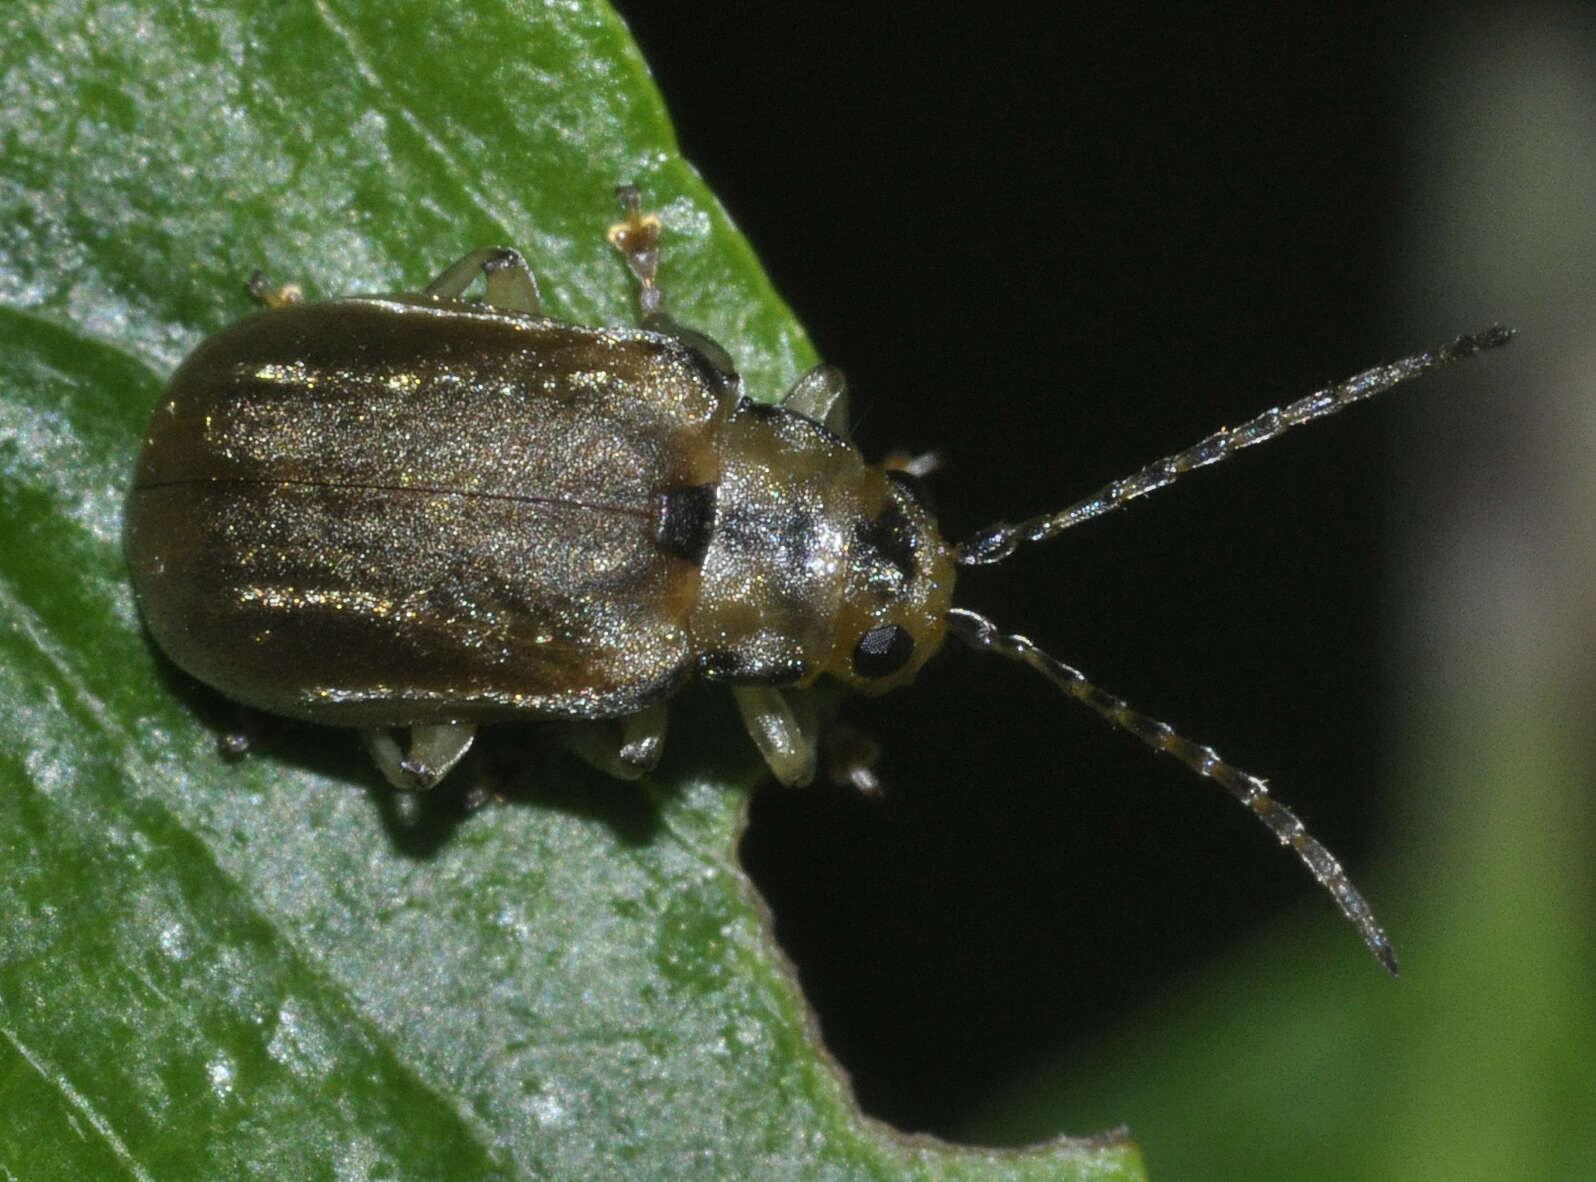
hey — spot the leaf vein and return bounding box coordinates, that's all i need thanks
[0,1020,156,1182]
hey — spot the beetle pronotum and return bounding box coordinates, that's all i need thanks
[126,187,1509,973]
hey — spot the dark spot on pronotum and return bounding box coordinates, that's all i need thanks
[854,501,917,586]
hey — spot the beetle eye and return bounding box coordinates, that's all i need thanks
[851,623,914,678]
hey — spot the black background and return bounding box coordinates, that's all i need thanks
[614,2,1417,1136]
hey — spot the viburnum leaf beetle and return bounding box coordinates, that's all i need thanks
[126,186,1510,973]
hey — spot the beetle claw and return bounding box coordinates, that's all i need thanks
[398,759,440,790]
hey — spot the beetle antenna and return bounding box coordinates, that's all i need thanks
[956,326,1512,565]
[946,606,1399,974]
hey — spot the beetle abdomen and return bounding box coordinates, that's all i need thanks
[128,297,729,724]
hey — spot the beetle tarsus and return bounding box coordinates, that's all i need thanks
[398,758,441,790]
[823,723,885,796]
[245,270,303,309]
[608,183,666,320]
[618,703,669,774]
[605,184,740,377]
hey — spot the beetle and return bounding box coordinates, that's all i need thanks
[126,186,1509,972]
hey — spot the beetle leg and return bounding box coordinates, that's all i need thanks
[882,449,943,478]
[245,270,304,308]
[607,185,741,380]
[731,686,817,787]
[822,722,884,796]
[782,365,851,434]
[607,185,667,321]
[361,722,476,791]
[423,247,542,314]
[561,703,669,780]
[619,703,670,772]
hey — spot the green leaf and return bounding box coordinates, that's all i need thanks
[0,3,1145,1178]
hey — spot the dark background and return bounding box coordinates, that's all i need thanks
[615,3,1419,1136]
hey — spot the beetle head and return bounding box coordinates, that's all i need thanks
[823,468,956,694]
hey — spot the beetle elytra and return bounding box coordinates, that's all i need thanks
[126,187,1510,972]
